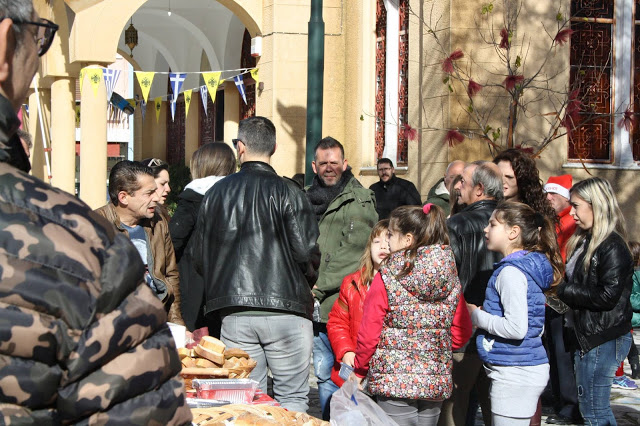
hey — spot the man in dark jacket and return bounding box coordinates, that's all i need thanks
[192,116,320,413]
[0,3,191,423]
[439,161,504,426]
[369,157,421,219]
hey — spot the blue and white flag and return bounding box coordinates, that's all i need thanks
[141,99,147,122]
[234,74,247,105]
[103,68,121,103]
[200,84,208,116]
[169,72,187,121]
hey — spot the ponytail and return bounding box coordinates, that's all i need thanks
[494,201,565,289]
[388,204,449,279]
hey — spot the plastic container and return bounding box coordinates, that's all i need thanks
[193,379,259,403]
[186,397,230,408]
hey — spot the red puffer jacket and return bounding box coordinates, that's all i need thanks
[327,269,368,387]
[328,267,474,387]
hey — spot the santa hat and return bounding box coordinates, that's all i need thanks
[544,174,572,199]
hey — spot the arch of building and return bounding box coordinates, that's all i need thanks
[30,0,262,209]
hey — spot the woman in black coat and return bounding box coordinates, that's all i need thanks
[169,142,236,332]
[557,177,633,425]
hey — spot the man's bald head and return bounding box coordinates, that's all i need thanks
[444,160,465,191]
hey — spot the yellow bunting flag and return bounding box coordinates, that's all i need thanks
[127,98,136,109]
[250,68,259,85]
[79,68,86,95]
[184,89,193,120]
[154,97,162,122]
[202,72,222,104]
[75,104,81,127]
[86,68,103,98]
[136,72,156,103]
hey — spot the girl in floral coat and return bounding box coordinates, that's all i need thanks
[354,204,464,425]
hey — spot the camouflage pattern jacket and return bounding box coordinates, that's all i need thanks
[95,203,185,325]
[0,94,191,425]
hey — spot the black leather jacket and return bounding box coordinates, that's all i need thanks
[192,162,320,319]
[557,232,633,354]
[447,199,503,306]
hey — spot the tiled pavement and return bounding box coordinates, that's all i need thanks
[306,337,640,424]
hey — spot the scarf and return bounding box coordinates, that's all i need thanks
[306,167,353,221]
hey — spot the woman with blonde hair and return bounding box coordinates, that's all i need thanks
[557,177,634,425]
[169,142,236,332]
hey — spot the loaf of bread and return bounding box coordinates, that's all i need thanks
[178,347,191,359]
[200,336,226,353]
[181,356,197,368]
[224,347,250,359]
[196,357,222,369]
[194,343,225,365]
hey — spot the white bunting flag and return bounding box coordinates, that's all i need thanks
[103,69,121,103]
[200,85,209,116]
[234,74,248,105]
[169,72,187,121]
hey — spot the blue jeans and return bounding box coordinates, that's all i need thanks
[574,333,632,425]
[221,314,313,413]
[313,329,339,420]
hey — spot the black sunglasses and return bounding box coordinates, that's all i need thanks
[1,17,59,57]
[232,138,242,150]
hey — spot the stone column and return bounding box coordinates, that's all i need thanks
[133,97,143,161]
[28,89,51,183]
[50,77,77,195]
[184,94,200,166]
[224,84,240,142]
[79,66,108,209]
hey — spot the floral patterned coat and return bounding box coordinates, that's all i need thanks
[354,245,461,400]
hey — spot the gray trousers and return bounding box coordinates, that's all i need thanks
[221,314,313,413]
[377,396,442,426]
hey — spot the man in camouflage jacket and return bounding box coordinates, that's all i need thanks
[0,3,191,423]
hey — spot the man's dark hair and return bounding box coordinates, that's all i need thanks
[108,160,154,205]
[0,1,33,46]
[314,136,344,160]
[377,158,393,168]
[237,116,276,156]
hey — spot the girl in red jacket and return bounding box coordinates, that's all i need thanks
[353,204,472,426]
[327,220,391,390]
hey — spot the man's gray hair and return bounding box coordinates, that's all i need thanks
[0,0,34,44]
[237,116,276,156]
[471,161,504,201]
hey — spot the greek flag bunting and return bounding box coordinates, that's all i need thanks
[103,69,121,103]
[200,85,209,116]
[169,72,187,121]
[234,74,247,105]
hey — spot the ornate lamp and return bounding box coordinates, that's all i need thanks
[125,18,138,57]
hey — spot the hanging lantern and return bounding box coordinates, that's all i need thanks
[125,19,138,57]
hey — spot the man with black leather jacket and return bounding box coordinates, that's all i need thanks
[439,161,504,426]
[192,116,320,413]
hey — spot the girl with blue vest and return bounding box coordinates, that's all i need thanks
[468,201,564,425]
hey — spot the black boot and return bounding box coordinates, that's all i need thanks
[631,362,640,379]
[628,342,640,379]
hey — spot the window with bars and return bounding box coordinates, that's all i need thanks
[375,0,409,166]
[569,0,640,165]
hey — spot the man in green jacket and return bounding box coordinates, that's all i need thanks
[306,137,378,419]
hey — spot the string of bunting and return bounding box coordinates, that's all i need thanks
[79,66,259,123]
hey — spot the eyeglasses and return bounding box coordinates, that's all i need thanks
[1,17,59,57]
[378,167,393,173]
[232,139,242,150]
[145,158,164,167]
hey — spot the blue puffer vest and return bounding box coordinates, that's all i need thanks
[477,250,552,366]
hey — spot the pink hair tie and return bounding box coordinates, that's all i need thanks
[423,203,433,215]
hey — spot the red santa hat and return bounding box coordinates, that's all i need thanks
[544,174,572,199]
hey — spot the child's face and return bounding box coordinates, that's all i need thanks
[484,211,513,254]
[387,227,412,252]
[371,231,390,268]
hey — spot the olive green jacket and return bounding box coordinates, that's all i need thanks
[312,177,378,322]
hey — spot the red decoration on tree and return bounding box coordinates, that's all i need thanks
[445,129,465,146]
[499,28,509,49]
[503,74,524,91]
[403,124,418,141]
[442,49,464,74]
[554,29,573,46]
[467,79,483,97]
[618,107,635,131]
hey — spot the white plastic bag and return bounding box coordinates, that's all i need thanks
[329,378,398,426]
